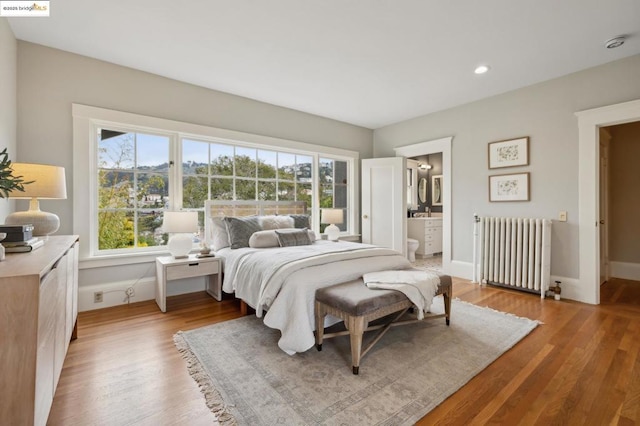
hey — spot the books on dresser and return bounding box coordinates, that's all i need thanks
[3,237,44,253]
[0,224,34,242]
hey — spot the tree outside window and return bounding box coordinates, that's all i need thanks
[98,129,169,250]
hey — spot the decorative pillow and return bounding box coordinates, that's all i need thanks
[249,229,317,248]
[259,215,294,230]
[249,229,280,248]
[223,216,262,249]
[287,214,311,229]
[275,228,313,247]
[209,216,230,251]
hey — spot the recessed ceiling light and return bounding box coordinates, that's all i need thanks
[474,65,490,74]
[604,36,625,49]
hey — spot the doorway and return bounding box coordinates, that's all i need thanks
[406,153,444,271]
[577,99,640,304]
[395,137,452,275]
[599,121,640,286]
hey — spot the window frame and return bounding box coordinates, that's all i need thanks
[73,104,359,268]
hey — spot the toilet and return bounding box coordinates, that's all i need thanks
[407,238,419,262]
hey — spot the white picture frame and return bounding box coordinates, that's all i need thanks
[489,172,530,202]
[488,137,529,169]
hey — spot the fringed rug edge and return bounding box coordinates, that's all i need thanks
[174,331,238,426]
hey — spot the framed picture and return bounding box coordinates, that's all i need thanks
[489,172,529,202]
[431,175,443,206]
[488,137,529,169]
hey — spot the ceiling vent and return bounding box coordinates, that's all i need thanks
[605,36,626,49]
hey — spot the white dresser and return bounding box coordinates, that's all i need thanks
[408,218,442,257]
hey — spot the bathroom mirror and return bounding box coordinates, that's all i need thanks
[418,178,427,203]
[432,175,443,206]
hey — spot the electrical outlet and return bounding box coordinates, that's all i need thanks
[125,287,135,297]
[94,291,103,303]
[559,211,567,222]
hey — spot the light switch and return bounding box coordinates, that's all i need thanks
[559,211,567,222]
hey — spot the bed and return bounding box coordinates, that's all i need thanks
[205,200,413,355]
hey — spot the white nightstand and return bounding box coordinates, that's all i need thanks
[155,254,221,312]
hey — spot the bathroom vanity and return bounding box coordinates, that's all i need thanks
[408,217,442,257]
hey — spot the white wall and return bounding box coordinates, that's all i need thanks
[16,41,373,310]
[374,54,640,283]
[0,19,17,220]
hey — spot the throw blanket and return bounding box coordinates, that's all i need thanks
[219,241,411,354]
[363,270,441,319]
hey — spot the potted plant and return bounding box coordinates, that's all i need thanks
[0,147,30,198]
[0,148,32,260]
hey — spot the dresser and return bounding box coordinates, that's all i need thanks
[0,235,79,426]
[408,218,442,257]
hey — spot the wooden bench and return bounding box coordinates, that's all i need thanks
[314,274,452,374]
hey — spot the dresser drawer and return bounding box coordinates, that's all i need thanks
[166,260,219,281]
[424,219,442,228]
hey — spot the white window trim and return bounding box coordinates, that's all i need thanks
[72,104,359,268]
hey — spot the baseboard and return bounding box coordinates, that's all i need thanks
[549,276,587,304]
[78,278,157,312]
[446,263,587,304]
[610,261,640,281]
[78,276,209,312]
[449,260,473,281]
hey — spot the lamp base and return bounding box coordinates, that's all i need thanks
[5,210,60,237]
[168,233,194,258]
[325,224,340,242]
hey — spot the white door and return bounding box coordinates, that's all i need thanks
[599,130,610,285]
[361,157,407,255]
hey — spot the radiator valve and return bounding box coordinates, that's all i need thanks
[553,281,562,301]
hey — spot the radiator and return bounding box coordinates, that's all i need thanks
[477,217,552,298]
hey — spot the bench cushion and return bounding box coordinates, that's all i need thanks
[315,279,408,316]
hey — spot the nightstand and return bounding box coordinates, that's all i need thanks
[155,254,221,312]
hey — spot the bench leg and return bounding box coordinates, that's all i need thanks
[315,301,326,351]
[443,290,451,326]
[348,315,366,375]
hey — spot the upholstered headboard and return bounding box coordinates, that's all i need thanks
[204,200,307,246]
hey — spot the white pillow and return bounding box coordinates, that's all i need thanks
[259,215,294,230]
[249,229,280,248]
[249,229,316,248]
[209,216,230,251]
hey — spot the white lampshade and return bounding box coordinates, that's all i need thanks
[321,208,343,242]
[5,163,67,237]
[163,211,198,258]
[321,208,343,225]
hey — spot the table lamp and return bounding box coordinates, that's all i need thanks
[321,208,343,242]
[163,211,198,258]
[5,163,67,237]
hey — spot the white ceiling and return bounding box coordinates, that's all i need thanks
[8,0,640,129]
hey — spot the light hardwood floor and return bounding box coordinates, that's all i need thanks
[48,278,640,425]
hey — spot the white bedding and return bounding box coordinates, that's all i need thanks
[218,241,411,354]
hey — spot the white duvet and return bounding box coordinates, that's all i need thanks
[219,241,411,354]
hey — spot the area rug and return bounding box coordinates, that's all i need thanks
[174,298,538,425]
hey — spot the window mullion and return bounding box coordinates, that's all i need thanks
[168,134,181,210]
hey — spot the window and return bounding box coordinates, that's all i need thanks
[319,158,349,232]
[73,104,359,262]
[97,129,169,251]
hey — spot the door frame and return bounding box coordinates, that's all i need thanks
[576,98,640,304]
[395,136,452,275]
